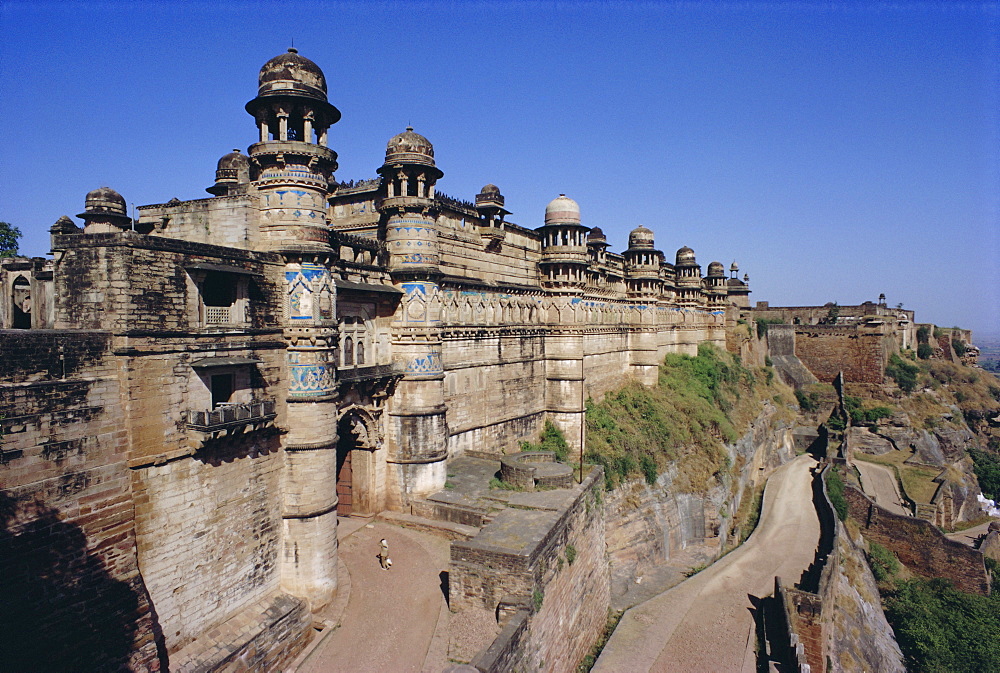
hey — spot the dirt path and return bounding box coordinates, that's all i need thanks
[297,521,450,673]
[855,460,909,516]
[947,519,998,547]
[593,454,820,673]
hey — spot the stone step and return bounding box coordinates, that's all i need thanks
[412,495,494,528]
[377,510,480,541]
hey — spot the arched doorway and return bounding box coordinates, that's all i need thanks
[336,410,379,516]
[335,430,353,516]
[11,276,31,329]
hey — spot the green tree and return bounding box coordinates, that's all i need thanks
[0,222,21,258]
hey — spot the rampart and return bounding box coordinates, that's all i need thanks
[451,466,610,673]
[789,325,897,384]
[843,483,989,595]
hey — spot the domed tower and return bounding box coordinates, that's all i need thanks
[674,246,703,306]
[78,187,132,233]
[623,225,664,299]
[206,149,251,196]
[245,48,340,251]
[538,195,589,291]
[704,261,727,307]
[727,261,751,307]
[377,127,443,275]
[245,50,342,609]
[376,127,449,502]
[474,184,509,248]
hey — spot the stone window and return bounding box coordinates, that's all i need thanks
[188,266,255,327]
[338,313,372,370]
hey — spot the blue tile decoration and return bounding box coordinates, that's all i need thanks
[289,364,335,395]
[406,350,442,375]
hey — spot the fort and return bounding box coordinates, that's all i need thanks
[0,49,985,673]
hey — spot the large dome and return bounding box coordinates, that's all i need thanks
[707,261,725,278]
[257,48,327,100]
[628,225,654,249]
[544,194,580,225]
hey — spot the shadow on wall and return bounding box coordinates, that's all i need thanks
[0,492,148,672]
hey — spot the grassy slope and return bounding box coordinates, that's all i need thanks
[584,343,793,493]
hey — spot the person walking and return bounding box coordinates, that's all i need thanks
[378,538,390,570]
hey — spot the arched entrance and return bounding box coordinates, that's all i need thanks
[11,276,31,329]
[335,409,379,516]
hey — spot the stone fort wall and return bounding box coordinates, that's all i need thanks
[0,331,163,671]
[452,467,610,673]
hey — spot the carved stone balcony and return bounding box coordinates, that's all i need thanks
[337,362,405,384]
[186,399,277,435]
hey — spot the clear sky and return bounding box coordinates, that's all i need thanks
[1,1,997,337]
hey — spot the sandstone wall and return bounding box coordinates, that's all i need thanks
[453,468,610,673]
[132,436,284,655]
[843,484,989,595]
[792,327,893,384]
[0,331,162,671]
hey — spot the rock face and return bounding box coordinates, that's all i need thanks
[826,527,905,673]
[603,402,796,600]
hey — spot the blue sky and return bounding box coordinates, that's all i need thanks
[1,1,997,337]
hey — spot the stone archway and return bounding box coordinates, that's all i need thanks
[336,408,381,516]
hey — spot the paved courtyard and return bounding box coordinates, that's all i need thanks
[296,519,451,673]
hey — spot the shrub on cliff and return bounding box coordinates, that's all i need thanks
[844,395,894,427]
[825,467,848,521]
[885,353,920,393]
[884,578,1000,673]
[969,448,1000,500]
[585,343,784,492]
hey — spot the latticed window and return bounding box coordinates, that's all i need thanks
[198,270,248,326]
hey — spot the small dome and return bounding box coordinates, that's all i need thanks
[707,261,725,277]
[628,225,654,249]
[217,148,248,171]
[386,126,435,163]
[676,246,696,266]
[544,194,580,225]
[83,187,127,216]
[476,183,506,210]
[730,261,739,273]
[587,227,607,243]
[257,48,327,101]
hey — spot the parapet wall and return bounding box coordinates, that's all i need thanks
[452,467,610,673]
[791,326,895,384]
[843,484,989,595]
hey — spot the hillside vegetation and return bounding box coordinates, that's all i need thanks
[584,343,792,493]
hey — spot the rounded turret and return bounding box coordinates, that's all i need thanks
[207,149,250,195]
[675,246,696,267]
[77,187,132,232]
[385,127,438,167]
[707,261,725,278]
[257,48,329,101]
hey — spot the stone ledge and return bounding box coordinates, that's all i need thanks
[169,592,312,673]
